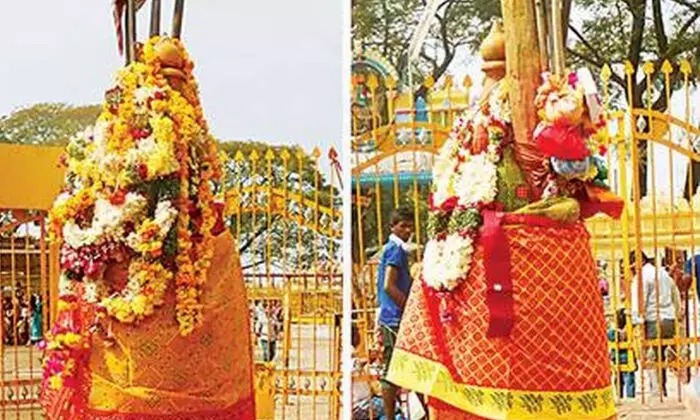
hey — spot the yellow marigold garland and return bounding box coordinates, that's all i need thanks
[47,36,222,336]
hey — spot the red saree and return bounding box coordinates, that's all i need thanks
[387,217,616,419]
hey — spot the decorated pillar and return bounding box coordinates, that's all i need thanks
[500,0,547,200]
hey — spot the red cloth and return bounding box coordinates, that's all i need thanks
[578,184,625,219]
[393,221,612,417]
[535,122,589,160]
[480,210,514,338]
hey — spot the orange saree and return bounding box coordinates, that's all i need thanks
[41,232,255,419]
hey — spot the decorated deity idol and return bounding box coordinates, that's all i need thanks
[385,20,623,420]
[39,31,255,420]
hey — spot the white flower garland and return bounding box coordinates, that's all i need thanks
[455,153,499,207]
[62,193,147,249]
[422,233,475,290]
[126,200,178,252]
[422,82,508,292]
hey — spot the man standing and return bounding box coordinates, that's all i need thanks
[376,207,414,419]
[255,301,280,362]
[630,251,682,396]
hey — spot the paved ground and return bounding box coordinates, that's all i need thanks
[267,324,340,419]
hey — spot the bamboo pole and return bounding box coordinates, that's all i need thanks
[550,0,565,75]
[125,0,137,64]
[172,0,185,39]
[534,0,550,72]
[150,0,161,37]
[500,0,546,200]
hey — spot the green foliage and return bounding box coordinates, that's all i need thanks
[568,0,700,197]
[0,103,102,145]
[568,0,700,108]
[352,182,430,261]
[352,0,501,85]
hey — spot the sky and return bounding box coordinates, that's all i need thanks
[0,1,344,158]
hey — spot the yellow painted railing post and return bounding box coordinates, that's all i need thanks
[254,361,277,420]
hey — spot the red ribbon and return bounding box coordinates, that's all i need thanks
[481,209,514,338]
[112,0,147,56]
[328,148,343,190]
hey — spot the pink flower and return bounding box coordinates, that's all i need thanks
[46,358,64,375]
[568,72,579,88]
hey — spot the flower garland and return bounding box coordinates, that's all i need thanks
[38,296,91,391]
[422,81,510,291]
[43,36,224,392]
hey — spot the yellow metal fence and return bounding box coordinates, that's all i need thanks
[220,144,344,419]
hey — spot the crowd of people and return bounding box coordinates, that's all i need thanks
[1,285,43,346]
[599,249,700,406]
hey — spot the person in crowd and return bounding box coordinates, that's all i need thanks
[608,308,636,399]
[255,300,281,362]
[630,251,682,397]
[352,323,386,420]
[29,294,43,345]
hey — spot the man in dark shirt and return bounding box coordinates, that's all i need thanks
[376,207,414,420]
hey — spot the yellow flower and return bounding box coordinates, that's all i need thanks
[49,375,64,390]
[131,295,149,316]
[61,332,83,347]
[63,359,76,375]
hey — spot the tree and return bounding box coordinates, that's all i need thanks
[352,0,501,92]
[0,103,102,145]
[567,0,700,198]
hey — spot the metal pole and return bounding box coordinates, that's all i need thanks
[172,0,185,39]
[406,0,441,64]
[125,0,137,65]
[150,0,161,37]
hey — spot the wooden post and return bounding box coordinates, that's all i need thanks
[500,0,546,200]
[150,0,161,37]
[550,0,565,75]
[125,0,137,64]
[172,0,185,39]
[534,0,550,72]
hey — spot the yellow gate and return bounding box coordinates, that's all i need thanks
[0,211,51,417]
[0,144,63,417]
[224,145,343,419]
[351,60,700,406]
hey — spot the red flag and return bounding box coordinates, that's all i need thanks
[113,0,148,56]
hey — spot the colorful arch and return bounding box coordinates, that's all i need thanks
[351,47,400,81]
